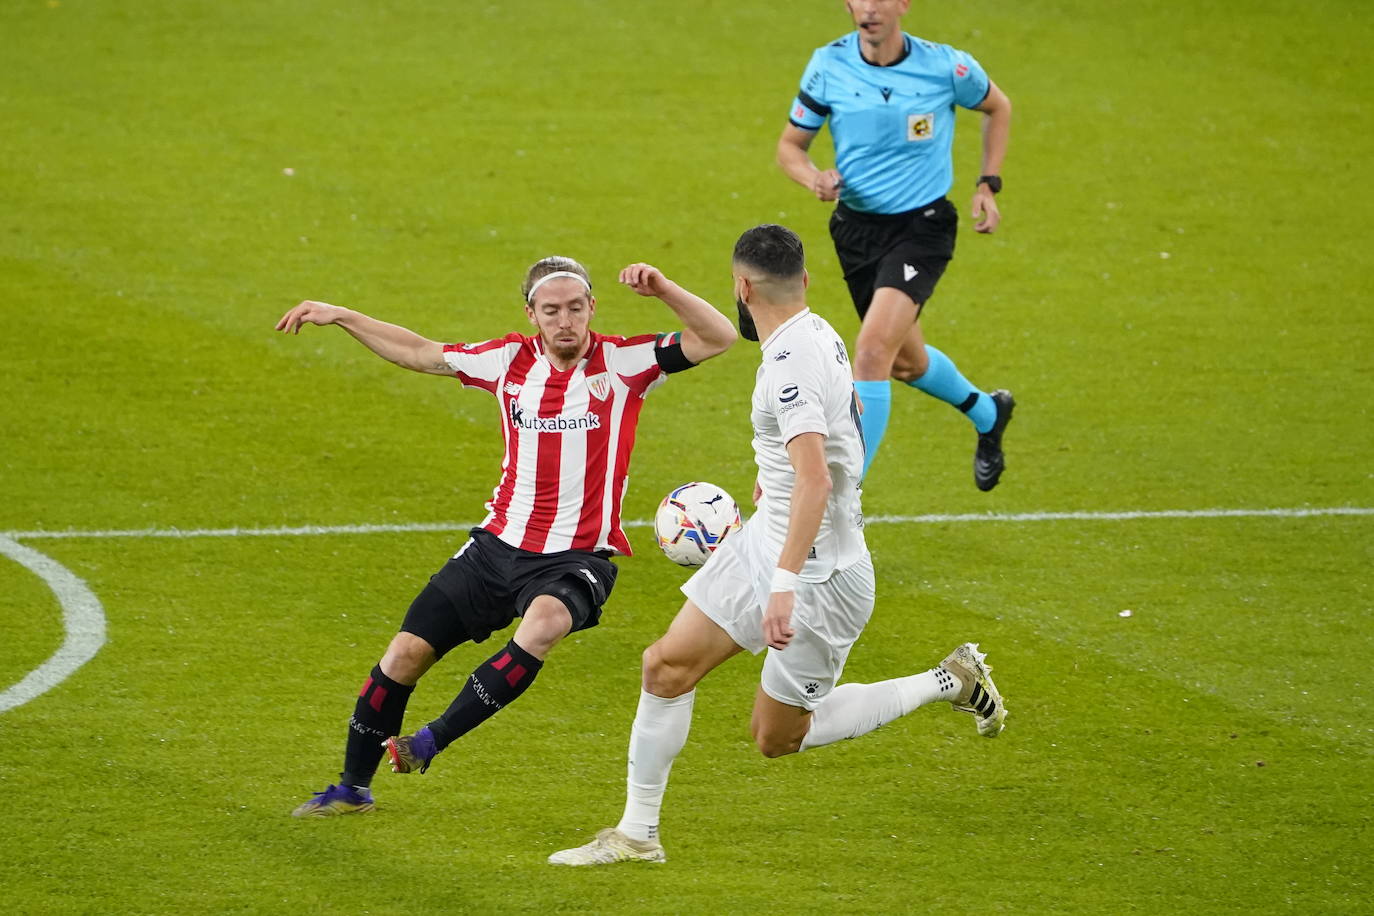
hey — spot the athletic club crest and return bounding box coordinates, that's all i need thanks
[585,372,611,401]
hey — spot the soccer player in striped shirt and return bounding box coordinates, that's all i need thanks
[278,256,736,817]
[777,0,1016,490]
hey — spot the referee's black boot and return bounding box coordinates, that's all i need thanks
[973,389,1015,492]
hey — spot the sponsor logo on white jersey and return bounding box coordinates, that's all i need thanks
[777,383,810,413]
[508,400,602,432]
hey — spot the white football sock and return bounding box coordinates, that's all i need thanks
[616,689,695,842]
[799,667,958,751]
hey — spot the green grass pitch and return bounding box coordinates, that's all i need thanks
[2,0,1370,912]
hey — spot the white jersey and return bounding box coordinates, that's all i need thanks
[751,308,867,581]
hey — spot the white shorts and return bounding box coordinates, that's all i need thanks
[681,519,875,711]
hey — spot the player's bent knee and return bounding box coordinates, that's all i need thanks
[890,346,929,382]
[525,599,573,636]
[381,632,436,684]
[641,641,695,698]
[514,598,574,658]
[752,728,803,758]
[852,348,896,381]
[751,694,810,757]
[890,360,926,383]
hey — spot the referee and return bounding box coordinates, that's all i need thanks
[777,0,1014,490]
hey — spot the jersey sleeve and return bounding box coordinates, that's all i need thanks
[441,334,520,394]
[652,331,697,374]
[788,49,831,131]
[606,333,671,397]
[949,46,991,109]
[765,359,829,444]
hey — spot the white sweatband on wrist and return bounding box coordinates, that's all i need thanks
[526,270,591,303]
[770,568,799,593]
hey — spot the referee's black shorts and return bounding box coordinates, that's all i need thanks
[399,528,618,658]
[828,197,958,317]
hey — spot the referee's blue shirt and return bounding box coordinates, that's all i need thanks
[789,33,989,215]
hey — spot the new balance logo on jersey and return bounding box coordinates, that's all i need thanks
[503,381,523,396]
[903,264,919,281]
[508,401,602,432]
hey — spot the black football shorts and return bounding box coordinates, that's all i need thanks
[400,528,618,657]
[828,197,958,317]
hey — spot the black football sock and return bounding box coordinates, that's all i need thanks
[426,639,544,752]
[340,664,415,789]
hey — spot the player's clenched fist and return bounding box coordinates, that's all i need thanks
[618,263,673,298]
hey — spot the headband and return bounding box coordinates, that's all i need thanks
[526,270,591,303]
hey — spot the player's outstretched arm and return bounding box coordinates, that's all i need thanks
[618,264,737,364]
[275,300,450,374]
[762,432,832,650]
[971,80,1012,234]
[776,125,842,202]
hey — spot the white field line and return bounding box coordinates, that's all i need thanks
[0,535,107,714]
[3,505,1368,715]
[2,505,1372,541]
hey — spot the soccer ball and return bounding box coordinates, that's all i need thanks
[653,482,742,567]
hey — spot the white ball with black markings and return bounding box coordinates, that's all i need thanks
[653,482,742,567]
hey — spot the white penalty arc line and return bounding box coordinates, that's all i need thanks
[0,535,107,715]
[2,506,1372,541]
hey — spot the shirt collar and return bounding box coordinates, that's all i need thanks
[762,308,811,350]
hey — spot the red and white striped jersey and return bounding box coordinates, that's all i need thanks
[442,330,684,555]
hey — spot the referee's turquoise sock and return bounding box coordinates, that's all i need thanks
[852,380,891,479]
[908,346,996,433]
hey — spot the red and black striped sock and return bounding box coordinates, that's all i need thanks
[341,664,414,788]
[427,639,543,751]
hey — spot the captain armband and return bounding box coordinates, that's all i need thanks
[654,334,698,374]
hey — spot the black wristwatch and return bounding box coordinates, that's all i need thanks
[977,175,1002,194]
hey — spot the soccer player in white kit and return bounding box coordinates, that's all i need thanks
[549,224,1008,866]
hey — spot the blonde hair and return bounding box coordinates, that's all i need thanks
[521,256,591,303]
